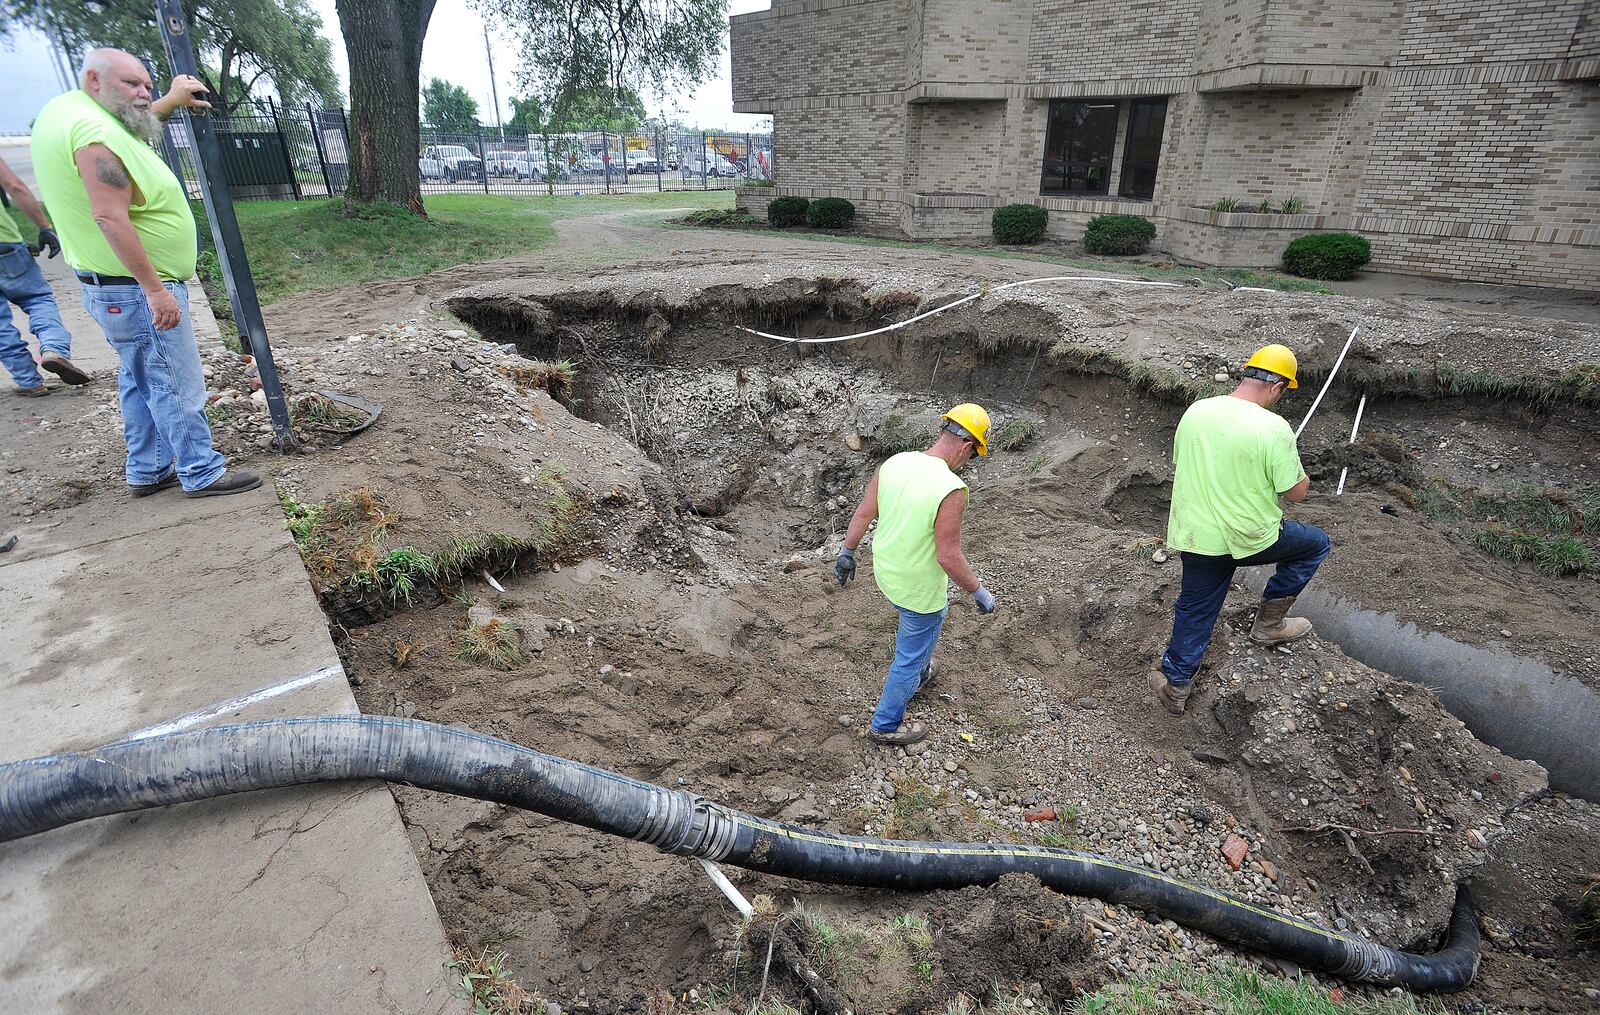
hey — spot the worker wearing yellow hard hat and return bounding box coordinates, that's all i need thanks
[833,402,996,746]
[1149,345,1331,717]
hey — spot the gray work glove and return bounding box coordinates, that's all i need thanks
[37,227,60,258]
[834,546,857,585]
[973,586,996,615]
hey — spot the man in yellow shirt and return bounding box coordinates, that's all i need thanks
[31,48,258,498]
[834,404,998,746]
[1149,344,1331,716]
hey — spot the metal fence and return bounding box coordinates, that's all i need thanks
[161,100,772,201]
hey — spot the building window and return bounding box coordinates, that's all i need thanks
[1040,100,1118,194]
[1118,97,1168,201]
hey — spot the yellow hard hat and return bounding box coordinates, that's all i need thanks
[1243,344,1299,389]
[941,403,992,455]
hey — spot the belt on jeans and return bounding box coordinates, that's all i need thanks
[76,271,179,286]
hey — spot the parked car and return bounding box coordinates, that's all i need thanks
[626,150,661,174]
[419,144,483,182]
[484,149,523,177]
[682,151,738,178]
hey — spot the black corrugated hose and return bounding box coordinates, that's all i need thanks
[0,716,1479,991]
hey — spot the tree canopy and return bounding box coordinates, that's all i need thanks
[508,86,647,134]
[474,0,724,123]
[2,0,342,113]
[421,77,479,132]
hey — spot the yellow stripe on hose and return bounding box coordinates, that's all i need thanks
[739,815,1346,943]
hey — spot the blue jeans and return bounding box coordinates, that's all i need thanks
[1160,520,1332,686]
[871,605,947,732]
[0,243,72,388]
[79,281,226,491]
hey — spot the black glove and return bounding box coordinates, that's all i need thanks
[38,228,60,259]
[834,547,857,585]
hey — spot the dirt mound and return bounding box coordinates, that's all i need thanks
[929,874,1105,1003]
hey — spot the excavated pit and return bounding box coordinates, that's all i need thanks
[444,280,1600,798]
[328,278,1600,1010]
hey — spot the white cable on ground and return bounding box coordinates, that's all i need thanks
[697,857,754,919]
[1294,324,1361,439]
[1335,392,1368,497]
[736,275,1219,346]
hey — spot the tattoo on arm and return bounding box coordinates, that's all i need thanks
[94,155,130,188]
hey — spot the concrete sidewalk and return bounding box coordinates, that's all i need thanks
[0,251,460,1012]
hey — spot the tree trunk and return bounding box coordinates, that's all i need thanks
[335,0,435,214]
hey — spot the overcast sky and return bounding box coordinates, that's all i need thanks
[1,0,771,133]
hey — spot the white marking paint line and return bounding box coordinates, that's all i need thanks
[121,663,343,742]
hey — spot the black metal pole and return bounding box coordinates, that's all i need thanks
[602,128,612,194]
[265,95,301,200]
[154,0,296,450]
[655,128,662,193]
[306,102,333,197]
[476,123,490,193]
[701,131,708,190]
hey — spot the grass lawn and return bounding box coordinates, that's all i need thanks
[1071,961,1446,1015]
[214,191,731,305]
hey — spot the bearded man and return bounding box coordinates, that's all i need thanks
[30,48,258,498]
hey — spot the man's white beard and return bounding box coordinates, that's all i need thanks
[99,93,162,144]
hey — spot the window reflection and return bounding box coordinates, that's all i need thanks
[1040,100,1118,194]
[1118,97,1168,200]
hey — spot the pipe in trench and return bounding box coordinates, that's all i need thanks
[0,716,1481,992]
[1240,573,1599,799]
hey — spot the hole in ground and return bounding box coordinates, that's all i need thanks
[334,278,1600,1009]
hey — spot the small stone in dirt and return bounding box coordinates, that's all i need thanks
[1257,859,1280,882]
[1075,696,1100,710]
[444,329,469,340]
[1187,804,1213,826]
[1213,372,1229,382]
[837,715,851,727]
[468,605,494,627]
[1220,833,1249,870]
[1500,629,1513,637]
[451,357,470,372]
[580,960,594,974]
[1150,547,1169,563]
[943,759,960,773]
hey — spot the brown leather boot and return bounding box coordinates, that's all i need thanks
[1148,668,1191,716]
[1250,596,1314,645]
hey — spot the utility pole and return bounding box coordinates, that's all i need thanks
[483,24,504,142]
[153,0,297,451]
[46,17,77,91]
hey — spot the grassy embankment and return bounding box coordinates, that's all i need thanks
[198,190,731,307]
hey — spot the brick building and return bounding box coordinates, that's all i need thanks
[730,0,1600,288]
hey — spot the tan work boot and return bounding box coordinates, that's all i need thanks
[1148,669,1191,716]
[1250,596,1314,646]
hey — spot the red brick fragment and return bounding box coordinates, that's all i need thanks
[1023,807,1057,823]
[1220,833,1249,870]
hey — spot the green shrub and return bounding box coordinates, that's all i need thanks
[991,203,1048,244]
[806,197,856,229]
[1281,232,1372,280]
[767,196,809,228]
[1082,214,1156,256]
